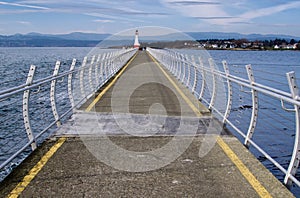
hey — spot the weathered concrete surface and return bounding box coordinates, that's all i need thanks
[0,51,294,197]
[80,50,209,116]
[0,136,293,197]
[56,112,230,136]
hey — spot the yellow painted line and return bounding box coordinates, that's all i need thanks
[147,52,202,117]
[148,51,272,198]
[8,51,138,198]
[85,52,138,112]
[7,137,66,198]
[217,137,272,198]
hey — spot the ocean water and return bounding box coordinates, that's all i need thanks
[1,47,300,196]
[0,47,92,182]
[190,49,300,196]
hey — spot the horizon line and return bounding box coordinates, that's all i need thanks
[0,31,299,38]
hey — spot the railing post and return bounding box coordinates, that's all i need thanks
[244,64,258,148]
[171,53,175,74]
[174,52,179,76]
[191,56,197,94]
[178,54,183,81]
[182,54,185,82]
[284,71,300,187]
[164,52,167,66]
[171,52,175,72]
[89,55,96,93]
[198,56,206,101]
[118,53,122,71]
[109,53,112,77]
[113,52,117,74]
[181,55,186,84]
[208,58,217,110]
[115,53,120,73]
[186,55,191,88]
[118,52,123,70]
[222,60,233,123]
[164,51,169,69]
[95,54,101,87]
[68,59,76,109]
[175,53,180,78]
[110,52,113,76]
[23,65,37,150]
[108,52,112,78]
[168,52,171,70]
[104,54,109,80]
[115,52,119,73]
[110,52,115,75]
[80,57,87,100]
[50,61,61,127]
[108,52,113,77]
[100,53,106,84]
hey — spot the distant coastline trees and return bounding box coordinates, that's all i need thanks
[196,38,300,50]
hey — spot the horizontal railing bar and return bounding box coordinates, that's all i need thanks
[147,47,300,188]
[185,58,293,99]
[0,50,135,100]
[195,67,299,187]
[0,73,105,169]
[0,48,137,174]
[157,49,293,99]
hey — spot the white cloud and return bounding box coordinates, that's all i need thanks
[17,21,31,25]
[161,0,300,27]
[240,1,300,20]
[0,9,43,14]
[0,1,49,10]
[215,1,300,25]
[161,0,229,18]
[93,19,114,23]
[85,13,146,23]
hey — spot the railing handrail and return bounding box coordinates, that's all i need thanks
[162,49,294,99]
[0,47,137,174]
[146,47,300,189]
[0,48,136,100]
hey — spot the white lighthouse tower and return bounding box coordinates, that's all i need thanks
[133,30,140,49]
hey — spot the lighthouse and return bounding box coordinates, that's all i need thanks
[133,30,140,49]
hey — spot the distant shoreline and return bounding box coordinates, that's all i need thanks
[1,46,299,52]
[205,47,300,51]
[1,31,300,49]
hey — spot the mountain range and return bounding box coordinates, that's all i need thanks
[0,32,299,47]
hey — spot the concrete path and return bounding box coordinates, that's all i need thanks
[0,51,294,197]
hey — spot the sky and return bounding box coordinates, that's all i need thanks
[1,0,300,36]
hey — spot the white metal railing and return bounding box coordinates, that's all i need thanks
[147,47,300,188]
[0,48,137,179]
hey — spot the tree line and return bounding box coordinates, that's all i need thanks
[196,38,300,50]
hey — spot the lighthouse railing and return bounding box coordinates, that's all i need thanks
[146,47,300,188]
[0,48,137,179]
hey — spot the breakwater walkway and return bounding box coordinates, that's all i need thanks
[0,51,294,197]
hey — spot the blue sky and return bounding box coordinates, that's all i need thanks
[1,0,300,36]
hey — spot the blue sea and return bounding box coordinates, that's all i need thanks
[1,47,300,196]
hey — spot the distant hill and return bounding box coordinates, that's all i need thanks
[0,32,112,47]
[186,32,300,41]
[22,32,111,41]
[0,32,299,47]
